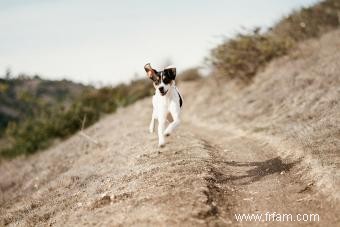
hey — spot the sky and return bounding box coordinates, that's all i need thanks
[0,0,320,85]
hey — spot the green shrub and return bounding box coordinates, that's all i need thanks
[0,79,153,158]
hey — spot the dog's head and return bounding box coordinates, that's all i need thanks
[144,63,176,96]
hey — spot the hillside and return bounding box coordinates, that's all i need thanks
[0,76,92,135]
[184,29,340,199]
[1,28,339,226]
[0,77,152,158]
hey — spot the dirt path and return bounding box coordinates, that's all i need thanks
[190,123,340,226]
[1,99,339,226]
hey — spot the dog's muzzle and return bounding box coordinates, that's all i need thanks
[160,90,168,96]
[159,87,167,96]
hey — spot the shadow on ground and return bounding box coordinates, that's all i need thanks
[212,157,298,185]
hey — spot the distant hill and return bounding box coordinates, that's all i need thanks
[0,74,153,157]
[0,75,93,135]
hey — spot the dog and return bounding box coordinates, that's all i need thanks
[144,63,183,147]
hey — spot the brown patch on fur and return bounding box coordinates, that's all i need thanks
[144,63,157,81]
[167,113,174,123]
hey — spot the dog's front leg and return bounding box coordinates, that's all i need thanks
[164,113,180,136]
[164,103,181,136]
[158,116,166,147]
[149,112,155,133]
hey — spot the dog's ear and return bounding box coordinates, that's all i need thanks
[144,63,158,81]
[164,66,176,80]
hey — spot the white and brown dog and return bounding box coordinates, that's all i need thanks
[144,63,183,147]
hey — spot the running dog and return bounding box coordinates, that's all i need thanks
[144,63,183,147]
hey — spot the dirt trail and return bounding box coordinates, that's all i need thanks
[1,96,339,226]
[190,123,340,226]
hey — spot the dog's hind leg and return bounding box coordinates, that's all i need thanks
[158,116,166,147]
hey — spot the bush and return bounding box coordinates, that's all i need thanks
[210,30,291,83]
[272,0,340,42]
[178,68,202,82]
[209,0,340,83]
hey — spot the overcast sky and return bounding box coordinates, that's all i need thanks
[0,0,320,85]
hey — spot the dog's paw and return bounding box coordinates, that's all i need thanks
[164,129,171,137]
[149,124,154,133]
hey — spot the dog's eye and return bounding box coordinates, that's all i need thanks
[163,77,171,84]
[154,79,160,85]
[153,75,161,85]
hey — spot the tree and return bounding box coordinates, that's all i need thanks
[5,68,12,79]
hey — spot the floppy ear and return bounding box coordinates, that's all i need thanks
[144,63,158,81]
[163,66,176,80]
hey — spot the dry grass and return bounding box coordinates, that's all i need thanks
[272,0,340,41]
[177,68,202,82]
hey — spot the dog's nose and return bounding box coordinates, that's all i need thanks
[159,87,164,92]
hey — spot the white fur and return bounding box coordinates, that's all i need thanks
[149,82,182,147]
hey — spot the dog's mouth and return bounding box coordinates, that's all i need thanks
[160,90,168,96]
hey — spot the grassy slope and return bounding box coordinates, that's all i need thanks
[197,0,340,190]
[183,28,340,195]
